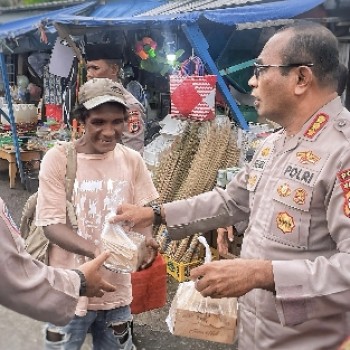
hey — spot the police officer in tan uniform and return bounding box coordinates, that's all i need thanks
[0,197,115,325]
[111,21,350,350]
[85,44,145,154]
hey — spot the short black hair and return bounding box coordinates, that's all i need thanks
[72,102,128,124]
[278,21,339,89]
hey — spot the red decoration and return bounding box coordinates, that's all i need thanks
[170,75,217,121]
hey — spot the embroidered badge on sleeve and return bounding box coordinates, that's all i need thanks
[128,111,141,134]
[337,168,350,218]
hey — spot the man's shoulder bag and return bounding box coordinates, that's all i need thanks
[19,142,77,264]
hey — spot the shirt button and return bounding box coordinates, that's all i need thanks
[338,120,347,127]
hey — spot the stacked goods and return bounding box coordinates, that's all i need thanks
[175,120,239,200]
[153,119,241,278]
[102,228,147,273]
[152,123,201,203]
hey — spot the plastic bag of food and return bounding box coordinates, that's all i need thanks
[166,236,238,344]
[101,182,146,273]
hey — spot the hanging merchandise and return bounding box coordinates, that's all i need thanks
[180,56,205,76]
[135,37,158,60]
[170,55,217,121]
[170,74,217,122]
[43,66,64,123]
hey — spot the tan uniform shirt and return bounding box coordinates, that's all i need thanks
[164,97,350,349]
[0,198,79,326]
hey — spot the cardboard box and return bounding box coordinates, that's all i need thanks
[169,281,237,344]
[172,307,237,344]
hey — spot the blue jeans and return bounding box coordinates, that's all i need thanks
[44,306,133,350]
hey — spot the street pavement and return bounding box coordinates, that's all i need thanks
[0,162,236,350]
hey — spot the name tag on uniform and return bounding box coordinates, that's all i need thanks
[283,164,317,186]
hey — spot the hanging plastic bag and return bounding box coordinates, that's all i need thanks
[101,181,147,273]
[166,236,238,344]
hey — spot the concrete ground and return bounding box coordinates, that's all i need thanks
[0,161,237,350]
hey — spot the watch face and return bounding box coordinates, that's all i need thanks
[152,205,162,225]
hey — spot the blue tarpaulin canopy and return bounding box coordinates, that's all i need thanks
[0,1,95,40]
[89,0,167,18]
[0,0,327,186]
[50,0,326,28]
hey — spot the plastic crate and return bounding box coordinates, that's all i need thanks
[162,254,203,282]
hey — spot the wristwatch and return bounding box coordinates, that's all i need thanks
[151,204,163,226]
[72,269,87,296]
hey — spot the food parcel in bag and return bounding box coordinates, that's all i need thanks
[101,182,147,273]
[167,236,238,344]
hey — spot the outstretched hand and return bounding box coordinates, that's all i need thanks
[139,237,160,270]
[190,258,275,299]
[108,204,154,230]
[78,251,116,298]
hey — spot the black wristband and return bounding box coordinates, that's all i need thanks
[151,204,163,226]
[72,269,87,296]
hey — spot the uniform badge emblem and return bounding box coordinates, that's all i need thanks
[293,188,307,205]
[261,147,271,157]
[248,175,257,187]
[277,183,291,197]
[337,168,350,218]
[276,212,295,234]
[296,151,320,164]
[304,113,329,139]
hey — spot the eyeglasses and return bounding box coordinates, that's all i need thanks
[253,62,314,79]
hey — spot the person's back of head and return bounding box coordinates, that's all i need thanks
[278,21,340,92]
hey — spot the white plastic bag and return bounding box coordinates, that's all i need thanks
[101,182,146,273]
[166,236,238,344]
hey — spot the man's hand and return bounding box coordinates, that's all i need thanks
[217,226,235,256]
[78,251,116,298]
[139,237,159,270]
[108,204,154,230]
[190,258,275,298]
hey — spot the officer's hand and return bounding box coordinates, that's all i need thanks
[139,237,159,270]
[217,226,234,256]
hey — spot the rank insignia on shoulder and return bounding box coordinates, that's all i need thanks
[304,113,329,139]
[296,151,320,164]
[276,212,295,234]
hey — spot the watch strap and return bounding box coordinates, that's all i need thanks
[72,269,87,296]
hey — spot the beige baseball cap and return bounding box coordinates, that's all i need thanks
[78,78,128,110]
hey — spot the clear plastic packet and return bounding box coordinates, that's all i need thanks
[101,182,146,273]
[166,236,238,344]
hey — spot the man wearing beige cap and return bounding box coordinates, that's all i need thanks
[35,78,159,350]
[85,44,146,155]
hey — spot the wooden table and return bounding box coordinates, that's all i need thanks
[0,148,42,188]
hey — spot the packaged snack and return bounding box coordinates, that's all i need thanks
[101,182,147,273]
